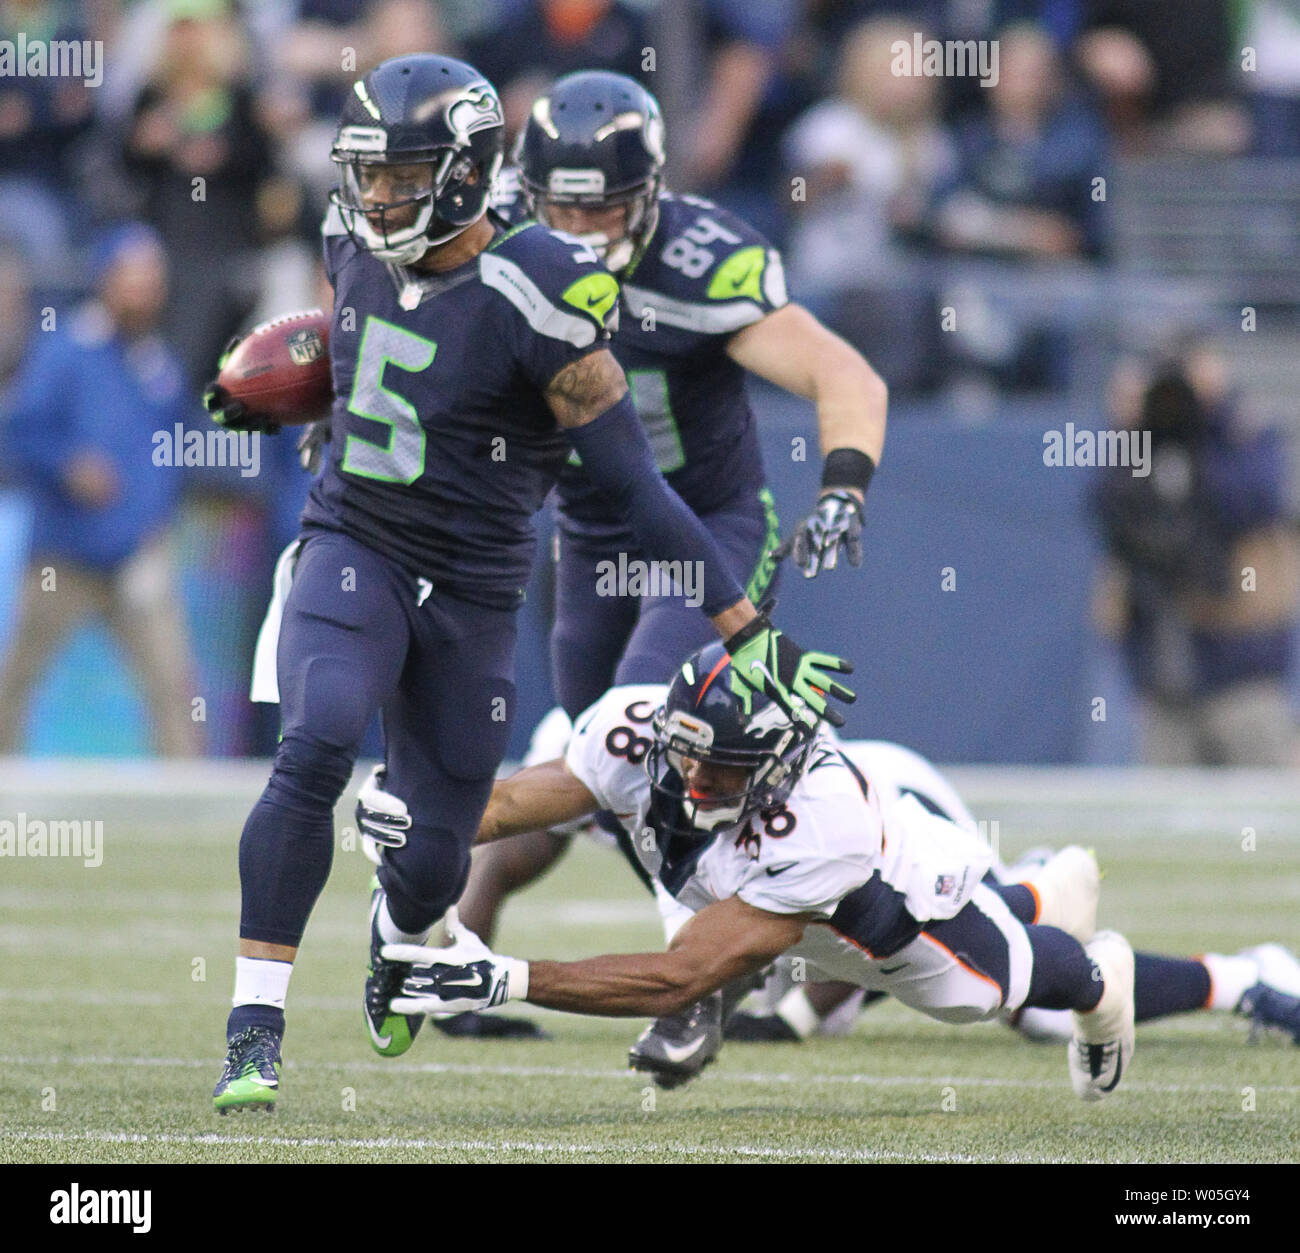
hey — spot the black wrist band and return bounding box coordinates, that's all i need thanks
[821,448,876,495]
[724,611,771,653]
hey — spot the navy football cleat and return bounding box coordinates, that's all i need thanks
[1238,984,1300,1045]
[213,1026,281,1114]
[364,882,425,1057]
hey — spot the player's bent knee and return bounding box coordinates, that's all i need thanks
[380,827,473,930]
[266,732,357,812]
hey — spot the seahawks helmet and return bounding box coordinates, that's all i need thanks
[331,54,505,265]
[648,642,818,837]
[518,70,664,273]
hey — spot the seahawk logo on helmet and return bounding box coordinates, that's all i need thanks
[446,83,505,145]
[518,70,664,274]
[647,642,819,837]
[330,54,505,266]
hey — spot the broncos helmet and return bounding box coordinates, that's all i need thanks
[331,54,505,265]
[518,70,664,273]
[647,642,818,838]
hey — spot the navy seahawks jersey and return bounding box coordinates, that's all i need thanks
[301,206,620,608]
[491,180,788,538]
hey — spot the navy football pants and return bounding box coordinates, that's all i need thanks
[551,490,779,721]
[238,530,517,945]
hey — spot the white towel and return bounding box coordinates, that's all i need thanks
[249,540,303,704]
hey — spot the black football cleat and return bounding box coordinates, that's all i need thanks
[724,1011,802,1042]
[432,1011,551,1040]
[629,992,722,1089]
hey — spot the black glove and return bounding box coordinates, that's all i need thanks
[788,490,864,579]
[201,335,280,434]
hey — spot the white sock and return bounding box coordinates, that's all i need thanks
[377,895,432,946]
[1200,953,1259,1012]
[232,955,293,1010]
[775,987,821,1040]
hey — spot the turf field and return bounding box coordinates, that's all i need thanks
[2,763,1298,1164]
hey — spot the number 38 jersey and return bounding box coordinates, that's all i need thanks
[566,686,994,960]
[301,207,620,610]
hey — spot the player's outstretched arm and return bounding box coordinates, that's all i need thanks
[386,896,808,1019]
[475,759,597,846]
[545,347,754,632]
[546,349,855,726]
[728,304,888,578]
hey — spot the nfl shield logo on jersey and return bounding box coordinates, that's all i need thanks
[935,873,957,897]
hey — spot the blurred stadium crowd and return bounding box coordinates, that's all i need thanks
[0,0,1297,763]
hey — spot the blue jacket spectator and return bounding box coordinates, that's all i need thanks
[3,228,190,570]
[0,222,202,756]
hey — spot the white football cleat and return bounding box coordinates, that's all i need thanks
[1021,845,1099,943]
[1068,930,1135,1101]
[1238,944,1300,999]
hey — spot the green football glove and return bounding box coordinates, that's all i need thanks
[725,611,855,730]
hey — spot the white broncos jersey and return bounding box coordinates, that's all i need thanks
[565,686,994,960]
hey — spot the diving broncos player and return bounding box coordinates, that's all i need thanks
[203,55,854,1113]
[428,70,888,1040]
[381,643,1140,1104]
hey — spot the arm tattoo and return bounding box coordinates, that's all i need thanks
[546,349,629,428]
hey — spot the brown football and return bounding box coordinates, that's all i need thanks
[217,308,333,425]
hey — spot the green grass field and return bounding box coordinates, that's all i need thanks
[2,765,1298,1164]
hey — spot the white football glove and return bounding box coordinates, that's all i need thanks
[384,909,529,1016]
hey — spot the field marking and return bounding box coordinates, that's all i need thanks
[2,1053,1296,1096]
[0,1128,1052,1164]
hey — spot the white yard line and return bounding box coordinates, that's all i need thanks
[0,1053,1295,1095]
[0,1128,1036,1163]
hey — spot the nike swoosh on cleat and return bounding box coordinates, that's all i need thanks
[657,1034,710,1064]
[765,863,797,877]
[246,1076,278,1088]
[364,1011,393,1050]
[880,962,908,975]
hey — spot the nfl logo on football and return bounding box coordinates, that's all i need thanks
[286,327,325,367]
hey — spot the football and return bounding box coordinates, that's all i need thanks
[217,308,333,425]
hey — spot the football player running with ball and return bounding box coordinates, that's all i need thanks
[383,643,1139,1103]
[204,55,853,1114]
[418,70,887,1041]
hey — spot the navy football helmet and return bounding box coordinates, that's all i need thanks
[648,642,818,837]
[331,54,505,264]
[518,70,664,273]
